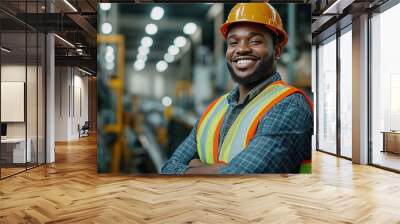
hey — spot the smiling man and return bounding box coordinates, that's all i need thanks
[161,3,313,174]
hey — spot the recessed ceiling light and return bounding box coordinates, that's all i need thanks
[150,6,164,20]
[134,60,146,71]
[141,37,153,47]
[174,36,187,48]
[168,45,179,56]
[183,22,197,35]
[145,23,158,35]
[138,46,150,55]
[106,45,114,53]
[99,3,111,11]
[101,22,112,34]
[156,60,168,72]
[105,51,115,63]
[162,96,172,107]
[164,53,174,63]
[137,54,148,61]
[106,62,115,70]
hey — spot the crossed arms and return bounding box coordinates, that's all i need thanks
[161,93,313,174]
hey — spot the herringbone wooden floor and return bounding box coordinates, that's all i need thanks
[1,135,400,224]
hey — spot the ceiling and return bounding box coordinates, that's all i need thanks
[113,2,312,71]
[1,0,393,74]
[116,3,214,65]
[310,0,390,43]
[0,0,97,73]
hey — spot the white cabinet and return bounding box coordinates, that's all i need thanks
[1,138,32,163]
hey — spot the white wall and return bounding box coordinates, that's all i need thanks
[1,65,32,137]
[54,67,89,141]
[55,67,68,141]
[72,73,89,138]
[1,64,46,164]
[1,65,26,136]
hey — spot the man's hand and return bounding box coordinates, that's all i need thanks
[185,159,226,174]
[187,159,204,168]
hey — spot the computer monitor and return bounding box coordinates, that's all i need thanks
[1,123,7,137]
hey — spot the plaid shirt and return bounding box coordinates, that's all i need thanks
[161,73,313,174]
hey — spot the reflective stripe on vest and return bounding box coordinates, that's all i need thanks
[196,81,313,173]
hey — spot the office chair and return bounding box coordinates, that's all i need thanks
[79,121,90,138]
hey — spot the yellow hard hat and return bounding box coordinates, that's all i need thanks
[220,3,288,47]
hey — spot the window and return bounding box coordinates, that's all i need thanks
[0,1,47,179]
[339,28,352,158]
[370,2,400,171]
[317,35,337,154]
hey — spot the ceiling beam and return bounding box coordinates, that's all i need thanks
[55,55,96,69]
[67,13,97,46]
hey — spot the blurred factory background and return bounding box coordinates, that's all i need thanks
[97,3,311,174]
[2,1,400,222]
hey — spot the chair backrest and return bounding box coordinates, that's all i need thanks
[81,121,90,130]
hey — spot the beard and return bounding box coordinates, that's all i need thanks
[227,54,276,88]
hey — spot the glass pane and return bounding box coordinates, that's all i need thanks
[1,30,27,177]
[38,32,45,165]
[27,31,38,169]
[312,45,317,151]
[371,3,400,171]
[339,29,352,158]
[27,0,39,169]
[0,1,46,178]
[317,36,337,154]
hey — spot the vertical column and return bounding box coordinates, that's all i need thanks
[46,1,55,163]
[311,45,317,150]
[336,30,341,156]
[352,14,369,164]
[88,77,97,132]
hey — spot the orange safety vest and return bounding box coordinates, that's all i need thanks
[196,80,313,173]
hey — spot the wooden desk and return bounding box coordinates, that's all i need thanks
[381,131,400,154]
[1,138,31,163]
